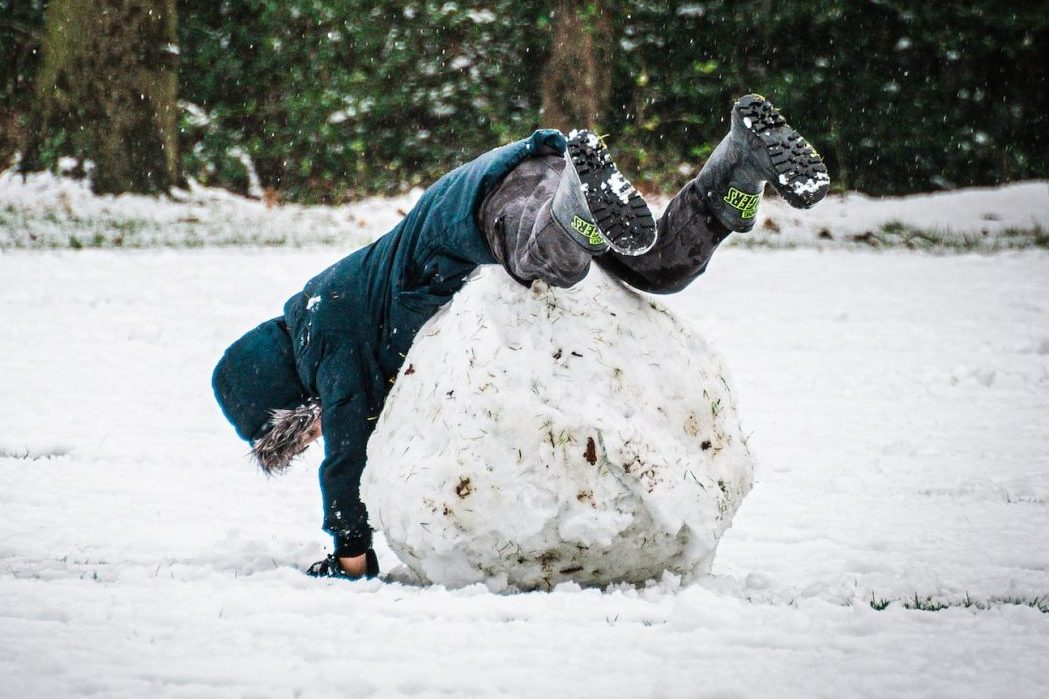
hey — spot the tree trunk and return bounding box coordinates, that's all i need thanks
[24,0,180,194]
[0,0,46,169]
[541,1,613,133]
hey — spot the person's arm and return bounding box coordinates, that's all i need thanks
[338,553,369,575]
[282,417,369,576]
[312,332,387,565]
[318,397,374,559]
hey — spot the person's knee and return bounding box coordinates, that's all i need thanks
[541,257,591,288]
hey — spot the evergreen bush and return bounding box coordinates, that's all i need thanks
[3,1,1046,200]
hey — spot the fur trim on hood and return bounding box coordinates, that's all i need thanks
[252,399,322,474]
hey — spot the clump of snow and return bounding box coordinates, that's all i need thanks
[466,9,496,23]
[790,171,832,196]
[567,129,604,152]
[226,147,264,199]
[363,267,755,590]
[606,170,637,204]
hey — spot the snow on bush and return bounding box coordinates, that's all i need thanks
[0,168,418,248]
[362,267,755,590]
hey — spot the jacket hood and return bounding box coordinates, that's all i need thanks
[212,318,312,444]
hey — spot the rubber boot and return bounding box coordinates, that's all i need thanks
[551,130,657,256]
[696,94,830,232]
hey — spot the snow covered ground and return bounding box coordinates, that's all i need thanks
[1,179,1048,697]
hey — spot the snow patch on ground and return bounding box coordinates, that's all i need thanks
[0,169,420,248]
[1,246,1047,697]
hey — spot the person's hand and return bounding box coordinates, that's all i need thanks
[338,554,368,577]
[306,550,378,579]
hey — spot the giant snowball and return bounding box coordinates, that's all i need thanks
[362,266,754,590]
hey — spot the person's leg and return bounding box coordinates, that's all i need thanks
[480,130,656,288]
[554,131,657,256]
[594,184,732,295]
[597,94,830,294]
[480,152,593,288]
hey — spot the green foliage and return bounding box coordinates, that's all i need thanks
[4,1,1047,199]
[178,1,547,202]
[609,0,1049,195]
[869,592,891,611]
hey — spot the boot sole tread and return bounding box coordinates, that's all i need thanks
[566,132,656,256]
[735,95,830,208]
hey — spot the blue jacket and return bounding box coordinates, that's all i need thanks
[269,129,565,556]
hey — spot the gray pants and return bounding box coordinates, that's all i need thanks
[480,153,731,294]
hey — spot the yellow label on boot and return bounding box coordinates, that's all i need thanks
[723,187,760,219]
[571,215,605,246]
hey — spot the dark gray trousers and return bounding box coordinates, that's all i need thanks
[480,154,731,294]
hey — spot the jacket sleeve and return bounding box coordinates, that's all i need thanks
[313,341,389,558]
[318,396,374,557]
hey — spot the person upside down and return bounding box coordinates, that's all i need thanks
[212,95,831,579]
